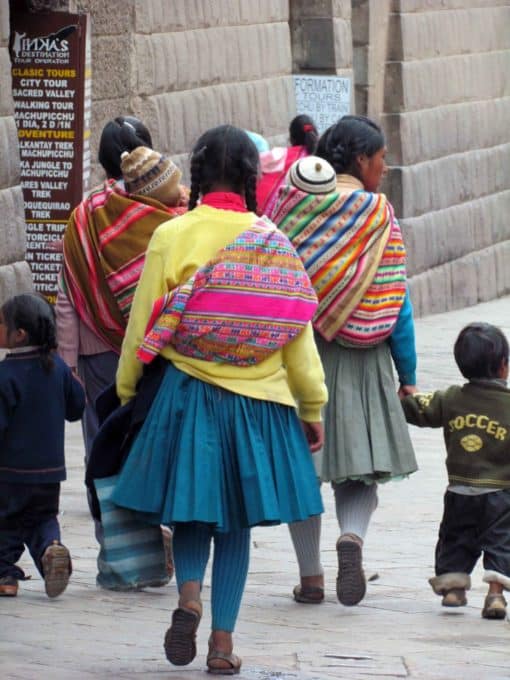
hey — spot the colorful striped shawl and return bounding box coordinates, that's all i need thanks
[62,180,185,353]
[137,216,318,366]
[270,184,407,346]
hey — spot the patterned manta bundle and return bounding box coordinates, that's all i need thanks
[270,185,407,347]
[137,217,318,366]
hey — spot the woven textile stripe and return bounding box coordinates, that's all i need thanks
[62,180,184,353]
[271,186,406,346]
[339,217,406,346]
[137,217,318,365]
[94,475,168,589]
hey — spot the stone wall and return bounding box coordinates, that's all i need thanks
[0,2,33,304]
[2,0,510,315]
[379,0,510,316]
[70,0,295,184]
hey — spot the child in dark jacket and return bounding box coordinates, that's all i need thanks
[401,322,510,620]
[0,294,85,598]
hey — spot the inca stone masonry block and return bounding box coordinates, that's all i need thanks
[389,7,510,61]
[134,0,288,34]
[0,117,21,190]
[294,1,352,20]
[75,0,131,36]
[0,50,14,117]
[390,143,510,219]
[392,0,509,12]
[333,18,353,67]
[383,97,510,166]
[408,241,510,318]
[402,190,510,276]
[133,76,295,158]
[134,23,291,96]
[385,51,510,113]
[0,187,26,267]
[332,1,353,20]
[0,1,9,43]
[91,34,132,101]
[0,262,33,305]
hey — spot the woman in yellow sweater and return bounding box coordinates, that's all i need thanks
[112,125,327,675]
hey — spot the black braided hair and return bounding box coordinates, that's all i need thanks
[188,145,206,210]
[245,172,258,213]
[316,115,384,176]
[289,114,319,154]
[188,125,260,211]
[1,294,58,372]
[98,116,153,179]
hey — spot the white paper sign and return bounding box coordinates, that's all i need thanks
[293,75,351,133]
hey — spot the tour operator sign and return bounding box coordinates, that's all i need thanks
[294,75,351,134]
[10,11,90,303]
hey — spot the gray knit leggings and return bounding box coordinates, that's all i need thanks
[288,479,378,577]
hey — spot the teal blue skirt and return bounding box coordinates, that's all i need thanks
[111,362,323,532]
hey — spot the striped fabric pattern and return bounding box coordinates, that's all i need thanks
[270,185,407,346]
[62,180,185,353]
[94,475,168,589]
[137,216,318,365]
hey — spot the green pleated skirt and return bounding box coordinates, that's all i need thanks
[315,336,418,484]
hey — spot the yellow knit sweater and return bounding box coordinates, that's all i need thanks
[116,205,328,421]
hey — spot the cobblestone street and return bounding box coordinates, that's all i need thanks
[2,297,510,679]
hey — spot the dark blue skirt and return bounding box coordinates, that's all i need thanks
[111,363,323,532]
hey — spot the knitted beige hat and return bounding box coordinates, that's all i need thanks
[120,146,182,206]
[288,155,336,194]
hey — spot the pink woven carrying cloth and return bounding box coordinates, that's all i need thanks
[270,184,407,347]
[137,216,318,366]
[256,146,308,216]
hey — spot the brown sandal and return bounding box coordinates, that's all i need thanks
[293,584,324,604]
[207,645,242,675]
[164,600,202,666]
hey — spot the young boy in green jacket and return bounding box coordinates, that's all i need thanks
[401,322,510,620]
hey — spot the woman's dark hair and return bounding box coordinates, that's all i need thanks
[454,322,509,380]
[188,125,259,212]
[98,116,153,179]
[289,114,319,154]
[316,115,385,176]
[2,294,58,371]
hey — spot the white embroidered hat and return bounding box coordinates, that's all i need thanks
[288,155,337,195]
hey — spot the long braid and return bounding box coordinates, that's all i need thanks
[39,313,57,372]
[245,173,258,213]
[189,146,206,210]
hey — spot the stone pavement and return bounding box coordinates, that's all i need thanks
[2,297,510,680]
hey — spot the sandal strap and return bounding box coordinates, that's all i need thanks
[207,649,242,669]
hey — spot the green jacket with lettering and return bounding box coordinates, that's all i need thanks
[401,381,510,488]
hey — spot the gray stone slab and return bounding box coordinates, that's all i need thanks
[0,50,14,117]
[0,260,33,304]
[0,186,26,266]
[383,97,510,166]
[134,0,289,34]
[409,240,510,317]
[136,76,296,157]
[402,190,510,276]
[133,24,291,96]
[0,116,21,190]
[0,0,9,44]
[385,51,510,113]
[393,0,509,12]
[389,143,510,220]
[389,6,510,60]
